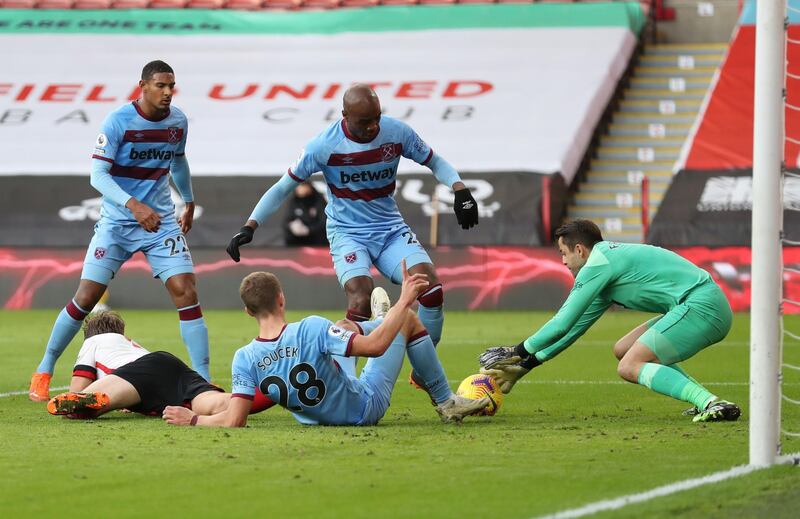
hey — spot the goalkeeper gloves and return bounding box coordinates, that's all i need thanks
[226,226,254,262]
[453,188,478,230]
[478,343,541,394]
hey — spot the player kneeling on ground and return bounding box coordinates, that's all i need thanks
[162,261,488,428]
[47,311,273,419]
[479,219,740,423]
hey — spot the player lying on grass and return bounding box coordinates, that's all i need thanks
[227,84,479,390]
[479,219,741,423]
[162,261,489,427]
[46,311,273,419]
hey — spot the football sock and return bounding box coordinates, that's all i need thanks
[178,304,210,381]
[37,299,91,374]
[417,284,444,346]
[637,363,716,410]
[346,310,370,322]
[669,363,702,387]
[406,331,451,404]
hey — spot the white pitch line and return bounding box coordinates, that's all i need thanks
[0,385,68,398]
[533,452,800,519]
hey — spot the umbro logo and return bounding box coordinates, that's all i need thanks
[341,157,355,164]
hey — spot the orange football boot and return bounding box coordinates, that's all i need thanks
[28,372,52,402]
[47,392,110,416]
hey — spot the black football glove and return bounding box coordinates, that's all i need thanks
[453,188,478,230]
[226,226,254,262]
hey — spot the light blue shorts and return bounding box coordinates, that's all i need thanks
[328,224,432,286]
[339,320,407,426]
[80,219,195,285]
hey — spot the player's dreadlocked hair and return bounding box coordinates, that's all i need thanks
[84,311,126,339]
[554,219,604,251]
[141,60,174,81]
[240,272,283,316]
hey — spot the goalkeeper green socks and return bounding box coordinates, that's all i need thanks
[637,363,716,410]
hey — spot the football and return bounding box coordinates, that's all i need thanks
[456,374,504,416]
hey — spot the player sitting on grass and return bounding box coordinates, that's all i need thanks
[161,261,489,428]
[479,219,741,423]
[46,311,273,419]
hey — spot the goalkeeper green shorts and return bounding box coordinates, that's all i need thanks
[639,281,733,365]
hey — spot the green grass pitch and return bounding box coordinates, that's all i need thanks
[1,309,798,517]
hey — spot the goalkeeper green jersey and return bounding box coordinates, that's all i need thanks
[525,242,714,362]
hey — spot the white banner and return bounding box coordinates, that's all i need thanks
[0,28,634,181]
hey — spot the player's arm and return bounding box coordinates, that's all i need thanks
[90,118,160,232]
[70,341,99,392]
[401,124,478,230]
[163,396,251,428]
[227,145,320,261]
[349,261,429,357]
[69,376,93,392]
[171,122,195,234]
[479,266,613,393]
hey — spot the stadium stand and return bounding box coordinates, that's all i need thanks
[567,43,726,243]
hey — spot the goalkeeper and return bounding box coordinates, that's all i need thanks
[479,219,740,423]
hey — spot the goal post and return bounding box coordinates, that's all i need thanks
[750,0,786,467]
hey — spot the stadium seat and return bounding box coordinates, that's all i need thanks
[225,0,263,9]
[341,0,378,7]
[1,0,38,7]
[149,0,188,7]
[110,0,150,7]
[73,0,112,7]
[262,0,303,8]
[303,0,340,8]
[187,0,224,7]
[37,0,75,7]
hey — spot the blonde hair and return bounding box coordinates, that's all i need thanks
[83,311,125,339]
[239,272,282,316]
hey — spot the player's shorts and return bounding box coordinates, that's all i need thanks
[80,218,194,285]
[639,281,733,365]
[112,351,223,416]
[339,319,407,426]
[328,223,432,286]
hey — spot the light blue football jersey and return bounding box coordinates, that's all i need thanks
[230,316,368,425]
[91,102,188,224]
[288,116,433,231]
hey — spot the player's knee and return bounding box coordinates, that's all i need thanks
[346,293,371,317]
[616,359,638,383]
[417,282,444,308]
[613,339,629,360]
[167,276,198,306]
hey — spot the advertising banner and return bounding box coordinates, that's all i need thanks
[0,5,641,183]
[0,173,558,247]
[3,245,798,313]
[649,169,800,246]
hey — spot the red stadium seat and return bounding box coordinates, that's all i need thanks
[37,0,75,8]
[1,0,38,7]
[226,0,263,9]
[262,0,303,9]
[303,0,340,8]
[187,0,224,7]
[110,0,150,7]
[149,0,188,7]
[73,0,111,7]
[341,0,378,7]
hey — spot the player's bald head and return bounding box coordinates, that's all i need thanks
[341,84,381,142]
[343,84,380,113]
